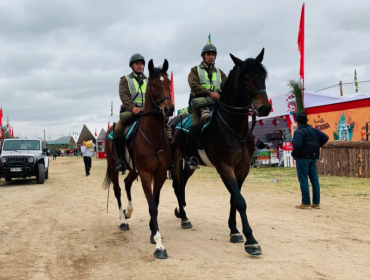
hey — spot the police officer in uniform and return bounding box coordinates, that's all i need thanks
[186,44,228,169]
[114,54,147,172]
[115,54,174,172]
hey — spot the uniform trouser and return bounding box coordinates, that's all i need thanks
[83,156,92,175]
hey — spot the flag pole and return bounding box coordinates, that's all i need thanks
[298,3,305,110]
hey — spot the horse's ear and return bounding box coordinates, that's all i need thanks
[162,59,169,73]
[255,48,265,63]
[230,54,243,66]
[148,59,154,73]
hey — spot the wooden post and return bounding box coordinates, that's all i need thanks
[339,80,343,96]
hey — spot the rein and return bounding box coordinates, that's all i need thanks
[136,73,171,168]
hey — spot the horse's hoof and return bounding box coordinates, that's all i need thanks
[153,248,167,259]
[123,210,131,220]
[181,220,193,229]
[174,208,180,219]
[150,236,156,244]
[230,234,244,243]
[244,243,262,255]
[119,223,130,231]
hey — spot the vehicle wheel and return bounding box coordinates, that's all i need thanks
[45,168,49,180]
[5,176,12,182]
[36,164,45,184]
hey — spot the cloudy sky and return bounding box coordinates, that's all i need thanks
[1,0,370,140]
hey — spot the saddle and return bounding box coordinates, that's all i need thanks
[108,121,138,141]
[175,108,215,134]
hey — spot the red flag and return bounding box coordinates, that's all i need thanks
[272,118,279,127]
[108,121,110,130]
[258,119,265,126]
[170,71,175,104]
[297,3,305,80]
[0,107,3,126]
[11,127,14,138]
[95,128,97,137]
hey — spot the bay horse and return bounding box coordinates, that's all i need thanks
[170,49,271,256]
[103,59,174,259]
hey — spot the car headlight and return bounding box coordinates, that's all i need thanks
[0,158,6,163]
[28,157,34,163]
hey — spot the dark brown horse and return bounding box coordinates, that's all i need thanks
[170,49,271,256]
[103,59,174,259]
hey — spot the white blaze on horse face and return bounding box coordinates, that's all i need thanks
[154,231,165,250]
[126,201,133,218]
[160,76,164,81]
[119,206,127,224]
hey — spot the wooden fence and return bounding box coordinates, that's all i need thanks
[317,141,370,178]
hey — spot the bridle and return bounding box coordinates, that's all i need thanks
[216,66,267,147]
[137,72,172,164]
[141,73,172,116]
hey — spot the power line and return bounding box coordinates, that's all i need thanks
[314,79,370,92]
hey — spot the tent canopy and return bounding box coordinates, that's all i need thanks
[46,136,70,145]
[77,124,95,145]
[259,91,370,120]
[97,129,106,142]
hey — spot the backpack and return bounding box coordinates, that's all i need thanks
[300,127,320,158]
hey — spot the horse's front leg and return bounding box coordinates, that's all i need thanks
[140,171,168,259]
[228,196,244,244]
[218,165,262,255]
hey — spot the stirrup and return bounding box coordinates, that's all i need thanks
[186,156,200,170]
[201,107,210,123]
[115,160,126,173]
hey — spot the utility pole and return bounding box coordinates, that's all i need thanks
[339,80,343,96]
[44,129,46,141]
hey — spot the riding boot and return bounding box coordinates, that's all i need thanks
[165,125,174,144]
[186,127,200,169]
[113,136,126,174]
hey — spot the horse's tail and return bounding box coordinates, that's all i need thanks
[102,161,111,190]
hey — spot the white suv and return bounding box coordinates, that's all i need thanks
[0,139,49,184]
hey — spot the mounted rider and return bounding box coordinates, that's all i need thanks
[114,53,147,172]
[114,54,174,173]
[186,44,228,169]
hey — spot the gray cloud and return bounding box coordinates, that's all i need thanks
[1,0,370,139]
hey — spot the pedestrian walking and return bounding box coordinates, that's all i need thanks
[81,140,95,176]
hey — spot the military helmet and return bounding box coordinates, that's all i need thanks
[201,44,217,56]
[129,53,145,67]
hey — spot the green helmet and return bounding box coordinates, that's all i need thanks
[129,53,145,67]
[201,44,217,56]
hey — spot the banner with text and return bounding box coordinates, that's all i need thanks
[307,107,370,141]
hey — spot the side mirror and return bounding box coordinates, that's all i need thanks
[43,148,48,153]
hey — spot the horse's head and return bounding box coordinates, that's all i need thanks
[147,59,174,116]
[229,49,271,117]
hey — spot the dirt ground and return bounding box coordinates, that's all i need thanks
[1,157,370,280]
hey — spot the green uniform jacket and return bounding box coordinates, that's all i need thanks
[188,62,228,97]
[119,72,147,112]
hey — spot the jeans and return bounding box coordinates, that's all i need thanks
[83,156,92,175]
[296,158,320,205]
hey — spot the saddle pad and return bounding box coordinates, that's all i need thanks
[108,121,138,140]
[175,108,214,134]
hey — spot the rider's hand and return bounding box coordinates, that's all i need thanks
[210,92,220,100]
[132,107,141,115]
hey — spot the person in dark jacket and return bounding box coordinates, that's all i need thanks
[292,114,329,209]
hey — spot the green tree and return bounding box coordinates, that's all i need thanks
[288,80,305,114]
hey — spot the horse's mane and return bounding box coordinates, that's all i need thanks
[223,58,268,92]
[150,67,168,79]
